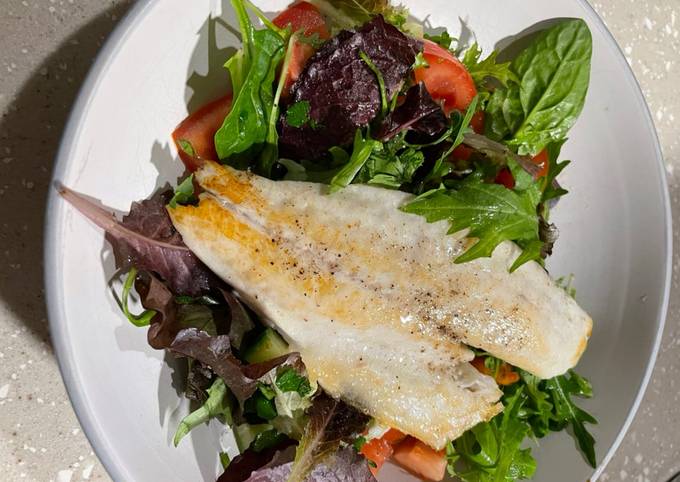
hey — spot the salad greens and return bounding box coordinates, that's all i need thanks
[71,1,598,481]
[403,158,544,270]
[485,19,592,155]
[214,0,287,175]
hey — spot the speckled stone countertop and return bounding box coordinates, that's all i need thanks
[0,1,678,481]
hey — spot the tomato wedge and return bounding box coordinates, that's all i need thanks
[360,429,408,476]
[415,39,477,114]
[172,95,232,171]
[360,437,394,476]
[273,2,330,95]
[391,437,447,481]
[530,148,550,178]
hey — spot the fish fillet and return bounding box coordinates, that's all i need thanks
[169,161,592,447]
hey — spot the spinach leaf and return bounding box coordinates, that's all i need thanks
[214,0,286,174]
[402,158,544,270]
[484,19,592,156]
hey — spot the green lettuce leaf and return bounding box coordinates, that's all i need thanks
[173,378,233,446]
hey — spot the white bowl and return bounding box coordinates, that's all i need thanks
[45,0,672,481]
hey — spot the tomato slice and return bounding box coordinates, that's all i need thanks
[360,437,394,476]
[273,2,330,95]
[415,40,477,114]
[273,1,329,38]
[391,437,447,481]
[171,95,232,171]
[495,167,516,189]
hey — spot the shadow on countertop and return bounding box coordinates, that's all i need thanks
[0,1,134,344]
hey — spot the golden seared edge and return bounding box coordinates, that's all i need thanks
[168,169,504,449]
[187,162,593,379]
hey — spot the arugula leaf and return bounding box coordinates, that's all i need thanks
[484,19,592,155]
[286,101,312,128]
[214,0,286,173]
[173,378,233,446]
[544,371,597,467]
[309,0,409,33]
[447,388,536,481]
[541,140,570,203]
[424,29,456,51]
[402,159,544,270]
[329,130,381,193]
[168,175,195,209]
[462,43,518,88]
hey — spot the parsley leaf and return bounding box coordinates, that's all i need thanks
[356,134,425,189]
[462,43,518,89]
[286,101,312,128]
[276,367,313,396]
[402,159,543,270]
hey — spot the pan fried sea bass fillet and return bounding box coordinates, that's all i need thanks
[168,161,592,450]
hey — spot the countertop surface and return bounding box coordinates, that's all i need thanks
[0,1,678,481]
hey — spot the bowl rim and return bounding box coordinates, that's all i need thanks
[44,1,673,481]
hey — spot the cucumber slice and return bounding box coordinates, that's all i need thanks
[243,328,289,364]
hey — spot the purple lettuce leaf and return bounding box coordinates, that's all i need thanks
[245,447,375,482]
[279,15,422,160]
[218,443,296,482]
[169,328,300,402]
[377,82,448,141]
[59,186,216,296]
[286,392,370,481]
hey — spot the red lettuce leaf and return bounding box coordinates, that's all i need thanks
[279,15,421,160]
[218,443,296,482]
[169,328,300,402]
[377,82,447,141]
[287,392,370,481]
[59,186,216,296]
[245,447,375,482]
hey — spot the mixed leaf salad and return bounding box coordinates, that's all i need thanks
[63,1,597,480]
